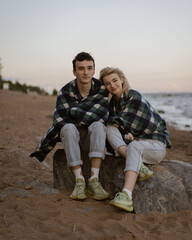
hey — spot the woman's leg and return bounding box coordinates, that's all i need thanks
[106,125,127,155]
[124,139,166,182]
[108,126,166,211]
[125,139,166,171]
[124,170,138,192]
[139,139,166,164]
[106,126,135,211]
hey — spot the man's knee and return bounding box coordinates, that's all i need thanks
[60,123,78,138]
[89,121,106,133]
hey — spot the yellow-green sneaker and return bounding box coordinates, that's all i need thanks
[87,178,109,200]
[110,191,133,212]
[138,162,153,181]
[70,178,86,200]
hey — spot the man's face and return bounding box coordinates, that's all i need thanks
[73,60,95,85]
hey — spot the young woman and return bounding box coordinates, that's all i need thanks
[100,67,171,212]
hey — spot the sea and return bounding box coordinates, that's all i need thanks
[142,92,192,131]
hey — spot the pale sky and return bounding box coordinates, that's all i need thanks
[0,0,192,93]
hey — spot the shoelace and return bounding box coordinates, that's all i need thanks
[115,192,127,200]
[140,165,149,174]
[76,182,85,192]
[90,181,104,193]
[94,181,102,191]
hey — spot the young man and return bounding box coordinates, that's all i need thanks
[30,52,109,201]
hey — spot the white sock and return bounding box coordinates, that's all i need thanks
[123,188,132,199]
[90,167,100,180]
[73,167,84,181]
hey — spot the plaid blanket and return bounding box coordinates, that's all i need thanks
[108,89,171,148]
[30,78,109,162]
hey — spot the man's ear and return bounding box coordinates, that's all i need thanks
[73,70,76,77]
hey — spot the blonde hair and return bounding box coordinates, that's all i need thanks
[99,67,131,99]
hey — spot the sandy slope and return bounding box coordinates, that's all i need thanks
[0,90,192,240]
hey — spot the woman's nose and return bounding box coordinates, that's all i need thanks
[110,82,114,88]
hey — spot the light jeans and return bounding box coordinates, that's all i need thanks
[60,122,106,167]
[106,125,166,173]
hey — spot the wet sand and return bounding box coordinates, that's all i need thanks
[0,90,192,240]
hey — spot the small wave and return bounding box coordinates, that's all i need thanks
[143,93,192,130]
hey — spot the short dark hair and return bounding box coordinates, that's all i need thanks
[72,52,95,71]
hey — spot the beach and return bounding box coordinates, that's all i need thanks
[0,89,192,240]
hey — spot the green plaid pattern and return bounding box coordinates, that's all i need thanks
[108,90,171,148]
[30,78,109,162]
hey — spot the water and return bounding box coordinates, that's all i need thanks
[143,92,192,131]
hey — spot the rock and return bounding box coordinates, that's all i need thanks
[0,180,60,199]
[53,127,192,214]
[40,187,59,195]
[132,161,192,214]
[53,148,91,189]
[157,109,165,114]
[0,187,32,198]
[53,149,192,214]
[24,185,33,190]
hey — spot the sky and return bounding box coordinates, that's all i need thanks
[0,0,192,94]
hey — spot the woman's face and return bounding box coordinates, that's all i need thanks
[103,73,124,100]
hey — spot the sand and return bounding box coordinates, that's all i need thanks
[0,89,192,240]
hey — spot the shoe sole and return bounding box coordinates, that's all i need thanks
[87,189,109,200]
[138,171,153,181]
[70,195,86,200]
[110,201,133,212]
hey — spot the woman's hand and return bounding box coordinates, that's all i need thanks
[112,124,134,141]
[124,132,134,141]
[128,133,134,141]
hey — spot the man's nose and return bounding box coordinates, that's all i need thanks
[84,68,88,74]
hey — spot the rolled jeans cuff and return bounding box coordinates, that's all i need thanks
[124,165,141,174]
[68,160,83,167]
[89,152,105,160]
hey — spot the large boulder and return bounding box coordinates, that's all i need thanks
[126,160,192,214]
[53,127,192,214]
[53,149,192,214]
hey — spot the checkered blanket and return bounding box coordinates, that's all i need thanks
[30,78,109,162]
[108,89,171,148]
